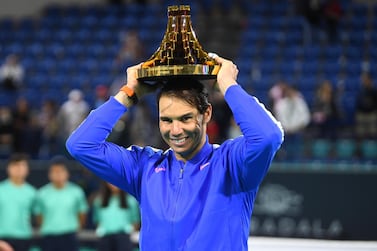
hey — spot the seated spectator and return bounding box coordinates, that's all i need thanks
[57,89,90,145]
[11,97,31,154]
[355,73,377,139]
[208,88,232,143]
[94,85,110,109]
[114,30,145,69]
[322,0,343,42]
[129,99,162,147]
[38,100,59,159]
[295,0,343,43]
[311,80,340,139]
[0,54,24,91]
[271,83,310,160]
[0,106,13,158]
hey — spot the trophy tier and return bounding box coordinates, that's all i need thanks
[137,64,220,81]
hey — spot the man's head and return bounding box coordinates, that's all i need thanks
[157,78,212,161]
[7,153,29,185]
[48,156,69,188]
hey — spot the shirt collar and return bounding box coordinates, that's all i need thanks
[187,137,213,165]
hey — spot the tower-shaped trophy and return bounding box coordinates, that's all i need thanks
[137,5,220,82]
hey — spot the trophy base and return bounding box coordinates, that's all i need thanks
[137,64,220,84]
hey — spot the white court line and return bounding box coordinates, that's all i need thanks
[248,237,377,251]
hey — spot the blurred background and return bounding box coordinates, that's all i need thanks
[0,0,376,250]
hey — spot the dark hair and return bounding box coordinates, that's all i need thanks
[7,153,29,165]
[49,155,68,167]
[100,182,128,208]
[157,77,210,114]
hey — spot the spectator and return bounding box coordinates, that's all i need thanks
[272,83,310,159]
[38,100,59,159]
[227,115,242,139]
[273,84,310,135]
[114,30,145,69]
[0,153,36,251]
[296,0,323,27]
[11,97,31,154]
[57,89,90,144]
[0,106,13,158]
[35,156,88,251]
[295,0,343,43]
[0,54,24,91]
[129,99,162,147]
[322,0,343,42]
[208,88,232,143]
[311,80,340,139]
[355,73,377,139]
[92,181,140,251]
[94,85,110,109]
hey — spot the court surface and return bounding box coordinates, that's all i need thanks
[248,237,377,251]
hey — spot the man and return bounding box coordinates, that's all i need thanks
[355,72,377,139]
[66,55,284,250]
[35,156,88,251]
[0,154,36,251]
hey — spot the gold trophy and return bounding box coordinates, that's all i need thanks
[137,5,220,82]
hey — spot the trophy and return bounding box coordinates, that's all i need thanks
[136,5,220,83]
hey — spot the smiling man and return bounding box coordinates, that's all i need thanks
[66,55,284,251]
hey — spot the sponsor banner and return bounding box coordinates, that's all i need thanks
[251,172,377,240]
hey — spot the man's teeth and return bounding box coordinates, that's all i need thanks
[173,138,186,143]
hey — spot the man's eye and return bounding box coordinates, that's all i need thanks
[182,116,192,122]
[160,118,172,123]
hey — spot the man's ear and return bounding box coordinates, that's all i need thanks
[204,104,212,123]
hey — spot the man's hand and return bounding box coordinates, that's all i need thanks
[115,63,160,107]
[125,63,158,98]
[211,54,239,95]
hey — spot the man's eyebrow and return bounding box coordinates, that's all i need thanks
[159,112,194,120]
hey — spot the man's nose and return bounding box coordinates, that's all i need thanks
[171,120,183,135]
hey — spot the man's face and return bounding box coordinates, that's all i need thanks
[159,95,211,161]
[49,164,69,187]
[7,160,29,183]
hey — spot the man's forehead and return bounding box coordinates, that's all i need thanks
[159,96,197,116]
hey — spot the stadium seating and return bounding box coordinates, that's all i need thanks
[0,0,376,162]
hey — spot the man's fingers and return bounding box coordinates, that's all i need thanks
[127,62,144,72]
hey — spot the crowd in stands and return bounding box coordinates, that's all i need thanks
[0,0,375,163]
[1,62,376,162]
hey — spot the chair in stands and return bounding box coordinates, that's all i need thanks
[360,140,377,161]
[311,138,333,160]
[334,139,357,160]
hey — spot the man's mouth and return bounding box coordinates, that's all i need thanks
[171,137,188,145]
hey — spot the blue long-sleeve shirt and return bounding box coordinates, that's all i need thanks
[66,85,283,251]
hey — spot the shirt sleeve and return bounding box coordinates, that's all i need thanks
[76,186,89,213]
[66,97,143,199]
[224,85,284,191]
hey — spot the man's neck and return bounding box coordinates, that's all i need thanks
[10,178,25,186]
